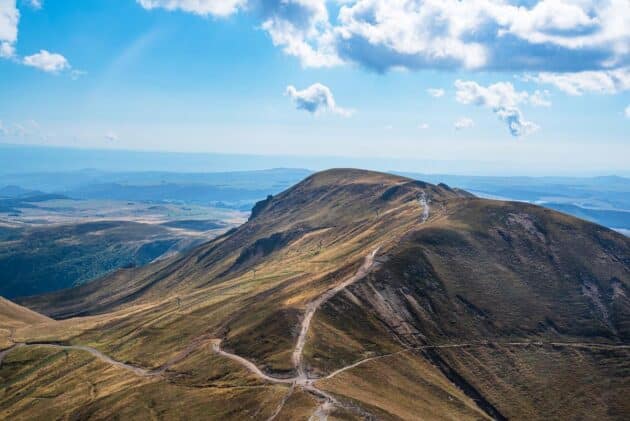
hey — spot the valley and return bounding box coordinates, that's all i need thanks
[0,198,245,298]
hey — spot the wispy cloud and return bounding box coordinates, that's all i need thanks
[105,131,118,142]
[454,117,474,131]
[22,0,42,10]
[137,0,245,17]
[524,69,630,96]
[427,88,445,98]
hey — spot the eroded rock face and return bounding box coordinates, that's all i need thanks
[249,195,273,221]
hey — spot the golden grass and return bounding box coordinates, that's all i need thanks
[316,350,490,420]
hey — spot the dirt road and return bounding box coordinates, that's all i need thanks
[292,247,380,381]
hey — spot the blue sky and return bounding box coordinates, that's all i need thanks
[0,0,629,175]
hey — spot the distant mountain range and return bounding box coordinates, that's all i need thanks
[2,166,629,229]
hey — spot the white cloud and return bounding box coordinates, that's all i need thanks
[455,80,542,137]
[0,41,14,58]
[526,68,630,95]
[260,0,341,68]
[0,1,75,75]
[418,122,429,129]
[0,0,19,56]
[529,90,552,107]
[23,50,70,73]
[454,117,474,130]
[105,131,118,141]
[137,1,630,74]
[625,105,630,119]
[286,83,353,116]
[455,80,529,109]
[427,88,445,98]
[70,69,86,79]
[261,18,341,68]
[494,107,539,137]
[137,0,245,17]
[333,0,630,73]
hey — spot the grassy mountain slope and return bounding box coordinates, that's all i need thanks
[0,297,52,349]
[4,169,630,420]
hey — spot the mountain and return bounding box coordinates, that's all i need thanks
[2,169,629,420]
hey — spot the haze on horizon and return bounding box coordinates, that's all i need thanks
[0,0,629,175]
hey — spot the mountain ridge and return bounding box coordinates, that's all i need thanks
[3,168,630,420]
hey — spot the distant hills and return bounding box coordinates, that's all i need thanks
[1,168,312,211]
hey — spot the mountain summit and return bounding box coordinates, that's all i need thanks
[3,169,630,420]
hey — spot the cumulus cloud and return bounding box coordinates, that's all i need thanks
[136,0,630,74]
[259,0,341,68]
[455,80,542,137]
[418,122,429,129]
[625,105,630,119]
[427,88,444,98]
[454,117,474,130]
[333,0,630,73]
[286,83,353,116]
[525,68,630,95]
[137,0,245,17]
[23,49,70,73]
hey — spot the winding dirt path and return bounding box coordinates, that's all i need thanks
[211,248,382,419]
[0,342,158,377]
[292,247,380,382]
[3,333,628,419]
[322,341,630,382]
[211,341,295,384]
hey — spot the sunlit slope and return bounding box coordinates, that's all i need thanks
[5,168,629,420]
[20,169,459,371]
[0,297,52,349]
